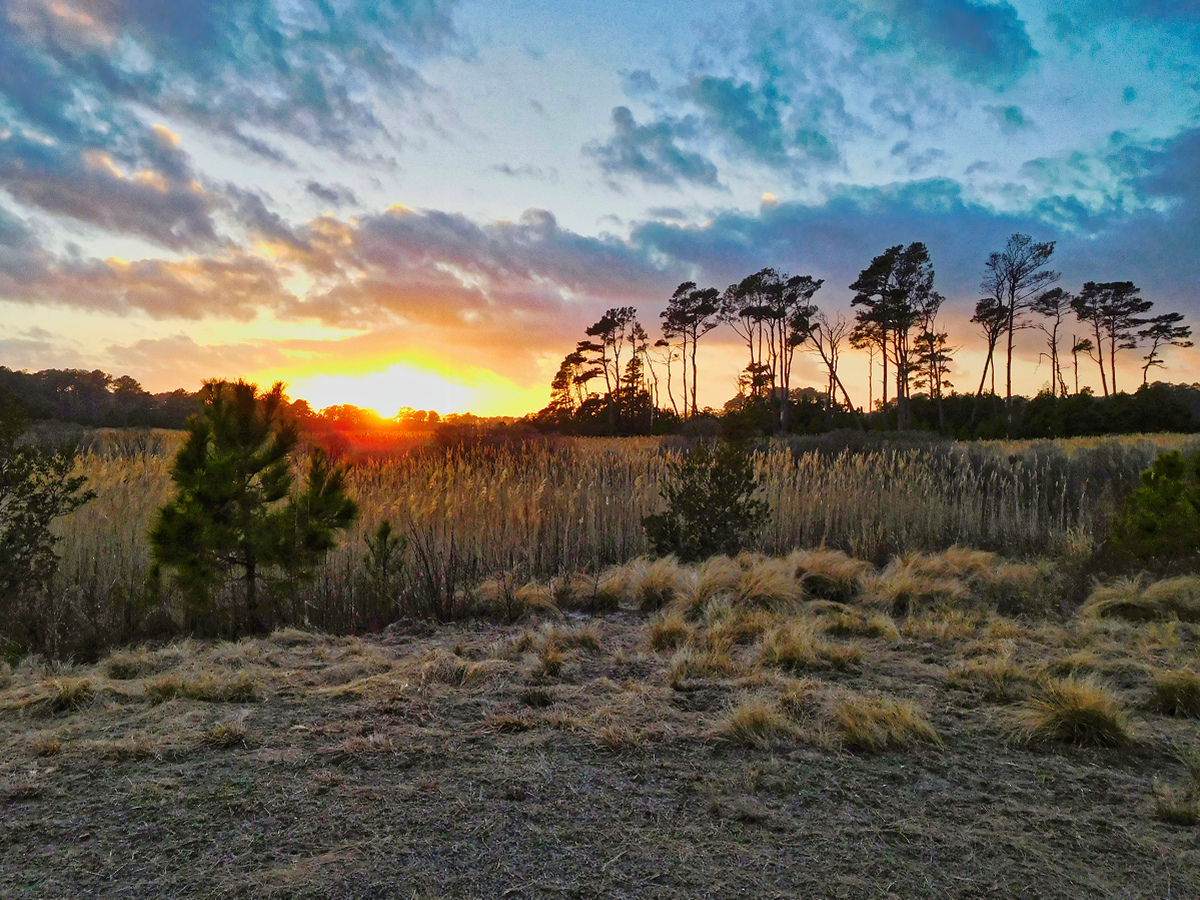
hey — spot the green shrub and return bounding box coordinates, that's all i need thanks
[1108,450,1200,563]
[643,441,768,563]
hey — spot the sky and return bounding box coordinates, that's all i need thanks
[0,0,1198,416]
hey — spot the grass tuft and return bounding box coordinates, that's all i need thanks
[833,694,941,753]
[789,548,872,603]
[1153,741,1200,826]
[648,614,693,651]
[717,697,793,748]
[144,672,257,704]
[758,622,864,672]
[667,646,733,688]
[822,609,899,641]
[204,718,253,749]
[946,656,1031,703]
[1015,677,1131,747]
[48,678,94,714]
[30,736,63,757]
[538,644,564,678]
[1081,576,1200,624]
[1150,669,1200,718]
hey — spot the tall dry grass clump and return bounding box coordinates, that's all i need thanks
[833,694,941,753]
[1015,677,1131,747]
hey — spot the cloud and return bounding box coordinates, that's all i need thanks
[1,0,462,154]
[852,0,1037,86]
[622,70,660,96]
[0,126,221,250]
[103,334,290,389]
[985,104,1031,134]
[683,76,790,166]
[586,107,721,189]
[304,180,359,208]
[489,163,558,181]
[1048,1,1200,36]
[0,0,464,248]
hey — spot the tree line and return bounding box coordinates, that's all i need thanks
[533,233,1195,437]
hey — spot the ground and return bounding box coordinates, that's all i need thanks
[2,553,1199,898]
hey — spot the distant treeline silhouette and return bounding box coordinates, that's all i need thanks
[531,233,1196,439]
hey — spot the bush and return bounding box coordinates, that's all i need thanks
[0,394,95,652]
[1108,449,1200,564]
[643,441,768,562]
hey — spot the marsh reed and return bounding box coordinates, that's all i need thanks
[34,431,1190,656]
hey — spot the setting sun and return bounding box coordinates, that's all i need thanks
[288,362,544,418]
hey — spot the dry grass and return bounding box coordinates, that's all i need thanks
[704,608,777,649]
[867,558,969,615]
[1081,576,1200,624]
[1015,677,1131,747]
[946,656,1032,703]
[648,614,693,651]
[898,608,985,643]
[717,697,794,748]
[789,548,872,603]
[541,622,602,653]
[734,555,803,609]
[821,609,899,641]
[40,434,1165,660]
[758,622,864,672]
[537,644,564,678]
[833,693,941,753]
[667,646,734,687]
[30,736,63,757]
[1153,742,1200,826]
[144,672,258,704]
[48,678,95,714]
[203,716,254,749]
[1150,669,1200,718]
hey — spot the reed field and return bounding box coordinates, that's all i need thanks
[5,434,1200,897]
[29,430,1193,658]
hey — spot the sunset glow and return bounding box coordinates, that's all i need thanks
[0,1,1197,413]
[289,362,547,419]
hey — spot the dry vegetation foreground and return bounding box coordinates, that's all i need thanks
[3,550,1200,898]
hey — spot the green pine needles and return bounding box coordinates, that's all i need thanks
[643,440,768,562]
[151,380,358,636]
[1109,449,1200,564]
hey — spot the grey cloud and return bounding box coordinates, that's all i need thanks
[586,106,721,189]
[622,70,661,96]
[489,163,558,181]
[0,126,220,250]
[282,205,679,330]
[683,76,789,166]
[304,180,359,208]
[854,0,1037,86]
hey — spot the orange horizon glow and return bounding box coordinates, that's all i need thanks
[284,360,548,419]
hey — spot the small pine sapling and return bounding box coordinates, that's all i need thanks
[643,440,768,562]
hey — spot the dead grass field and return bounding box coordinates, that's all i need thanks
[3,551,1199,898]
